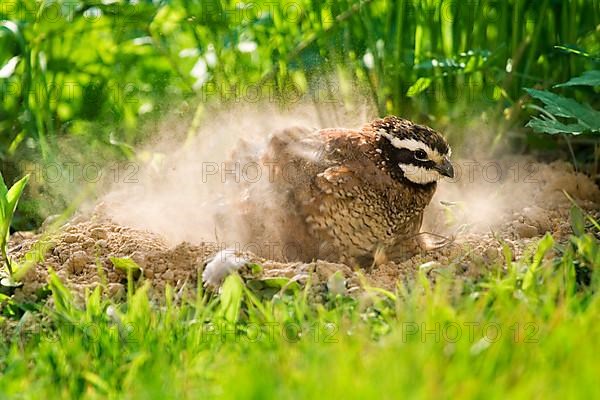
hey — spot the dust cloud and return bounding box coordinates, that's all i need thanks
[99,103,599,256]
[101,103,374,248]
[11,103,600,300]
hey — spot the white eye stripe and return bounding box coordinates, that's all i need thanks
[378,130,442,161]
[390,138,432,155]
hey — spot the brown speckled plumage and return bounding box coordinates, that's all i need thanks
[239,116,453,267]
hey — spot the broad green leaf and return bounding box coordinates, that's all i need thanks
[0,174,29,251]
[6,174,29,215]
[407,77,432,97]
[262,277,301,292]
[555,70,600,88]
[111,257,142,299]
[522,265,535,291]
[110,257,141,272]
[526,117,587,135]
[523,233,554,290]
[532,233,554,269]
[0,195,8,228]
[246,279,265,291]
[0,172,8,199]
[249,263,263,274]
[524,88,600,132]
[0,172,10,226]
[570,206,585,236]
[219,274,243,323]
[261,277,291,288]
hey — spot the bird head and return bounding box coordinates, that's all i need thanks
[373,116,454,186]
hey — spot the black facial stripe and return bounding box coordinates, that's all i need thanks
[419,160,437,169]
[376,148,435,189]
[381,143,436,168]
[399,158,437,169]
[395,148,414,164]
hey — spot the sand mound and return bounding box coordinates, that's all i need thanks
[9,214,358,302]
[6,157,599,303]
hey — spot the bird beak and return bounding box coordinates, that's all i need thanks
[436,157,454,178]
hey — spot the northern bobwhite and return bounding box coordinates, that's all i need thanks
[235,116,454,267]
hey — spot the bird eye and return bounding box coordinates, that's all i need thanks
[414,149,428,161]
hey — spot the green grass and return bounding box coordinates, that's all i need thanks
[0,224,599,399]
[0,1,599,397]
[0,172,29,277]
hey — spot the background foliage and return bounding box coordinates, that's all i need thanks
[1,0,599,227]
[1,2,600,397]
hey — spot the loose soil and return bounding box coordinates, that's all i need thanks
[8,158,600,303]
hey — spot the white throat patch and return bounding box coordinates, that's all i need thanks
[398,164,441,184]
